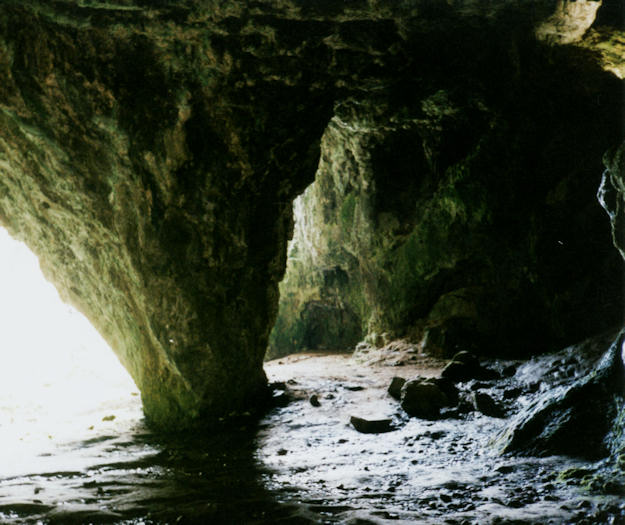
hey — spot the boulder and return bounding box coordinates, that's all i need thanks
[442,351,501,382]
[472,392,505,418]
[495,330,625,460]
[400,377,451,420]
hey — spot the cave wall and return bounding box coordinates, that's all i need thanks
[0,1,338,428]
[270,9,625,359]
[0,0,623,427]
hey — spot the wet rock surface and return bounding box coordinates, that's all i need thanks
[497,330,625,460]
[0,339,624,524]
[0,0,623,434]
[400,377,451,419]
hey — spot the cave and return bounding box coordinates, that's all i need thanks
[0,0,624,523]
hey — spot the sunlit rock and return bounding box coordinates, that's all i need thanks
[535,0,601,44]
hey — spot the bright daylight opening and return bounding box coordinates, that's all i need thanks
[0,228,141,477]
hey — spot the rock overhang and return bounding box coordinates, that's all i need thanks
[0,0,623,429]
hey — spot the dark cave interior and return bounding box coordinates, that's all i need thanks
[0,1,624,523]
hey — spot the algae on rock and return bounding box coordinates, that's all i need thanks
[270,52,623,359]
[0,0,623,429]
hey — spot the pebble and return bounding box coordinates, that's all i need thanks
[503,387,522,399]
[309,394,321,407]
[502,364,517,377]
[495,464,514,474]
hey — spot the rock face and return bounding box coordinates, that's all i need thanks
[495,144,625,468]
[0,1,623,428]
[0,1,336,428]
[270,22,624,357]
[496,330,625,459]
[599,142,625,261]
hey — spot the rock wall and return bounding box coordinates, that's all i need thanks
[0,0,623,427]
[0,1,337,428]
[270,11,625,359]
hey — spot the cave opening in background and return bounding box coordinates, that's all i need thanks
[0,228,140,476]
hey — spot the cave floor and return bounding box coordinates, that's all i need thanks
[0,346,623,524]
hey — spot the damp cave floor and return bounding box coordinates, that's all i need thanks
[0,344,623,524]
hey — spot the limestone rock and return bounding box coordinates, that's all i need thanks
[350,416,393,434]
[599,142,625,261]
[496,331,625,459]
[400,377,451,420]
[472,392,505,418]
[388,377,406,401]
[270,17,623,359]
[441,351,500,383]
[0,0,623,430]
[535,0,601,44]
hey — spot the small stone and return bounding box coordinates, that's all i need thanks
[495,464,514,474]
[424,430,446,440]
[309,394,321,407]
[271,390,290,407]
[350,416,394,434]
[475,366,501,380]
[440,493,452,503]
[503,386,522,399]
[102,415,115,422]
[388,377,406,400]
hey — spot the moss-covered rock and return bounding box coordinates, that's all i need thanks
[271,49,624,357]
[0,0,623,428]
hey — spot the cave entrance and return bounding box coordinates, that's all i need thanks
[0,228,140,476]
[267,167,364,361]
